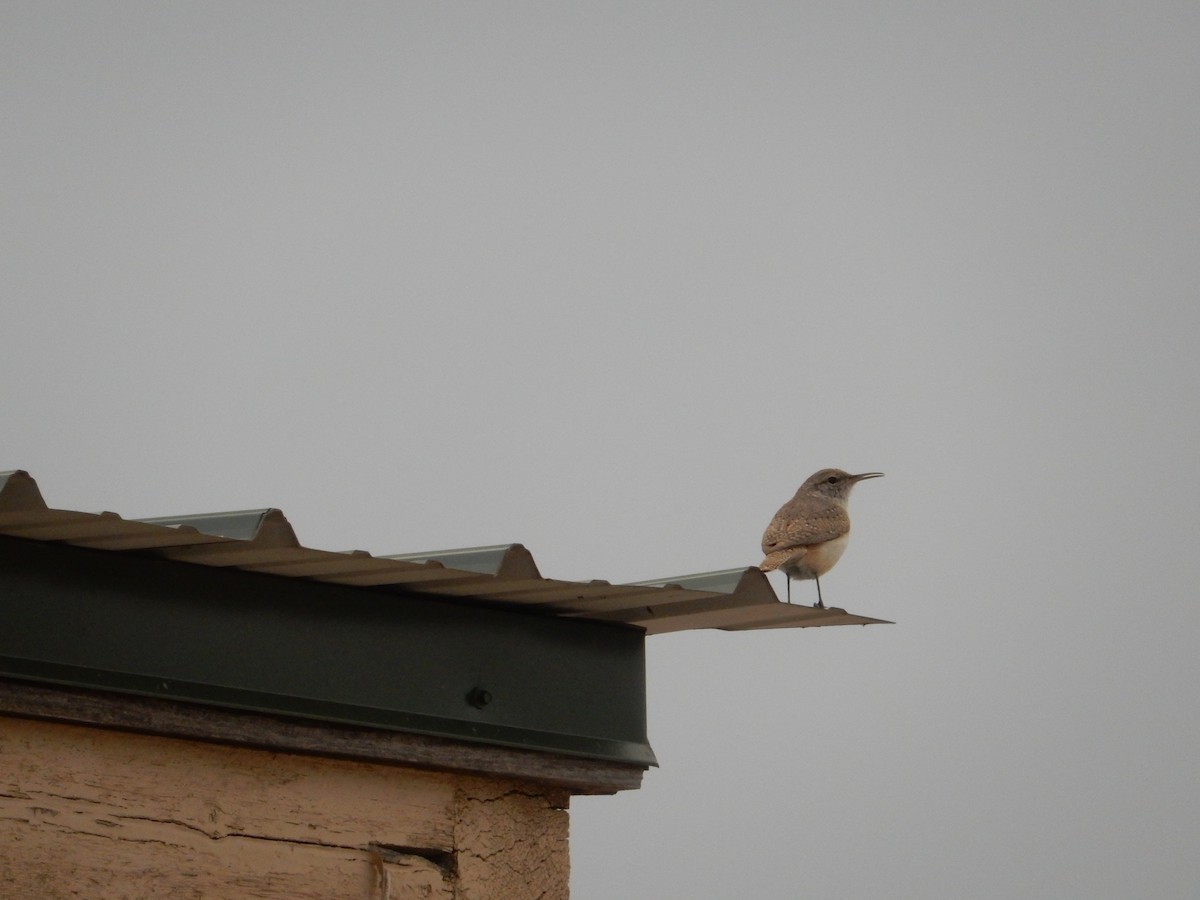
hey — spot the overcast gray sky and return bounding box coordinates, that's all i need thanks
[4,3,1199,897]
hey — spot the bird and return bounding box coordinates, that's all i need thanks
[759,468,883,608]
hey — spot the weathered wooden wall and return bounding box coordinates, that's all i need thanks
[0,716,569,899]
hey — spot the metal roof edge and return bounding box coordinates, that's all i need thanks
[0,468,892,634]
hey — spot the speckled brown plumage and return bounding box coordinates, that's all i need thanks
[761,502,850,565]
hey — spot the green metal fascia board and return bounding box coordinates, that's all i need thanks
[0,536,655,767]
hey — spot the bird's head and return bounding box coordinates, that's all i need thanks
[803,468,884,500]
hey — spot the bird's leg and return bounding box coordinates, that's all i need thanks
[814,576,825,609]
[786,577,792,604]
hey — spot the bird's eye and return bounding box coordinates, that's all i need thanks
[826,475,840,484]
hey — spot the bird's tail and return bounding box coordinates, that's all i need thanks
[759,547,805,573]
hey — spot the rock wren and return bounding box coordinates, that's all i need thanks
[759,468,883,608]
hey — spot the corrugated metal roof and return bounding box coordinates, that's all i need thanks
[0,469,890,634]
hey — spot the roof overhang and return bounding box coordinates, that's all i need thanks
[0,470,890,633]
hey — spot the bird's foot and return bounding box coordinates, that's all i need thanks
[813,600,825,609]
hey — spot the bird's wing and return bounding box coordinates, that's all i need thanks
[760,505,849,554]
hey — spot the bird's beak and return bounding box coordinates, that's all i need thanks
[850,472,884,482]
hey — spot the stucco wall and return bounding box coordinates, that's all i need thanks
[0,715,569,899]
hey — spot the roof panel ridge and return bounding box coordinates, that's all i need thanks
[630,566,777,602]
[137,508,300,547]
[0,469,48,514]
[383,544,541,579]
